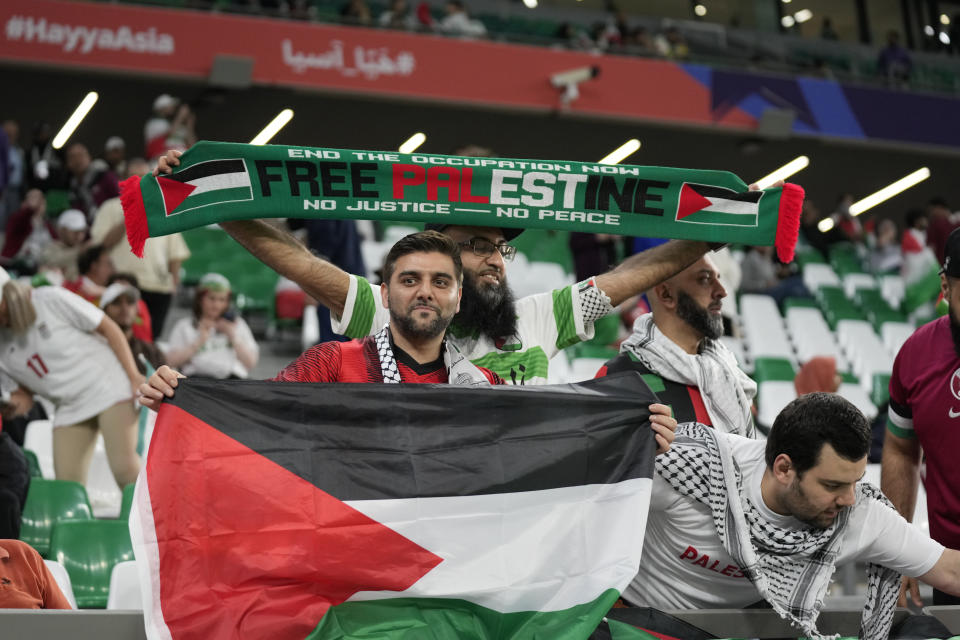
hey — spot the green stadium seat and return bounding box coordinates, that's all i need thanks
[20,479,94,557]
[871,372,891,408]
[513,229,573,274]
[118,484,136,521]
[50,520,135,609]
[782,296,819,312]
[752,357,796,383]
[567,342,619,362]
[584,314,620,348]
[23,449,42,478]
[794,250,826,268]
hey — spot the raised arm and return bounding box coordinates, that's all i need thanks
[594,240,709,307]
[918,549,960,598]
[154,150,350,316]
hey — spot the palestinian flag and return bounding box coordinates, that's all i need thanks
[900,228,941,316]
[675,183,764,227]
[129,373,658,640]
[155,159,253,216]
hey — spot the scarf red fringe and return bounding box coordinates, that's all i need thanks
[119,175,148,258]
[775,182,804,263]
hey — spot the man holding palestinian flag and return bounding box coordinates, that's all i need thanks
[134,228,677,640]
[123,145,802,386]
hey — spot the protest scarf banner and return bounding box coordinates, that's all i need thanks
[129,373,658,640]
[120,141,804,262]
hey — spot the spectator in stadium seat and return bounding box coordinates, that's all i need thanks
[0,539,72,609]
[101,281,164,376]
[1,189,55,273]
[102,136,126,179]
[144,94,196,162]
[869,218,902,274]
[379,0,417,30]
[39,209,89,282]
[883,228,960,607]
[0,276,144,489]
[624,392,960,640]
[142,232,680,455]
[739,245,809,305]
[63,244,113,305]
[438,0,486,37]
[154,150,725,386]
[164,273,259,380]
[926,197,960,265]
[596,255,756,437]
[107,273,153,345]
[340,0,372,25]
[91,158,189,339]
[65,142,119,220]
[877,30,912,86]
[1,120,25,227]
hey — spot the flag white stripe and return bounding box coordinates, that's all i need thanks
[185,171,252,196]
[129,477,174,640]
[702,197,760,215]
[345,479,652,614]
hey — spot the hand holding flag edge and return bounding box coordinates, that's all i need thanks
[120,174,149,258]
[774,182,804,264]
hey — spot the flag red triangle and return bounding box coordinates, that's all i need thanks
[145,405,443,640]
[676,183,713,220]
[157,177,197,216]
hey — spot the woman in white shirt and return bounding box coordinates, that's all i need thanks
[0,277,144,488]
[165,273,259,379]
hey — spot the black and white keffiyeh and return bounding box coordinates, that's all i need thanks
[621,314,757,438]
[374,325,492,386]
[657,423,900,640]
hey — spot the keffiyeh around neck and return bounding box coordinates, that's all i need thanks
[657,423,900,640]
[620,314,757,438]
[374,325,492,386]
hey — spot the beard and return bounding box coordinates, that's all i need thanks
[675,290,724,340]
[389,301,452,341]
[786,479,841,530]
[455,269,518,341]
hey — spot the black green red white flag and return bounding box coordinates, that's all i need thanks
[120,141,804,262]
[129,373,658,640]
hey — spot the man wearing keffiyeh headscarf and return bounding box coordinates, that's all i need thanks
[622,393,960,640]
[596,254,756,438]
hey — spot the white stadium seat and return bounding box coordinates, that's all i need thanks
[842,272,878,299]
[740,295,794,363]
[835,320,893,390]
[785,307,848,371]
[880,321,915,358]
[837,383,878,421]
[878,274,906,310]
[24,420,54,479]
[757,380,797,429]
[106,561,143,610]
[86,435,123,519]
[44,560,77,609]
[802,263,840,294]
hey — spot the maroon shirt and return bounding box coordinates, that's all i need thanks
[888,316,960,548]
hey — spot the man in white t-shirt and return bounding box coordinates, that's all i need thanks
[625,392,960,639]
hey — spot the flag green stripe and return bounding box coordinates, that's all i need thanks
[553,287,581,350]
[171,186,253,214]
[903,263,942,313]
[679,210,758,227]
[305,589,620,640]
[343,276,377,338]
[469,346,550,382]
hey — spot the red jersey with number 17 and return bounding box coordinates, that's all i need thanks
[888,316,960,548]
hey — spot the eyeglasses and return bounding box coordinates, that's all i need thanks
[457,238,517,262]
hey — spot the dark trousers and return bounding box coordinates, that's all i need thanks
[0,433,29,539]
[141,291,172,340]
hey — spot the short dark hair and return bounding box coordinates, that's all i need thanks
[928,196,950,209]
[108,272,140,289]
[382,230,462,283]
[905,208,927,229]
[765,392,870,475]
[77,244,107,276]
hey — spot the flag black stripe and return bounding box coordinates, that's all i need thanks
[689,183,764,202]
[168,159,246,184]
[167,373,658,501]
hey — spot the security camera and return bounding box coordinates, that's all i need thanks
[549,66,600,107]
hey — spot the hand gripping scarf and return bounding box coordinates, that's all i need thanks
[658,423,900,640]
[120,142,804,260]
[620,314,757,438]
[374,325,492,385]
